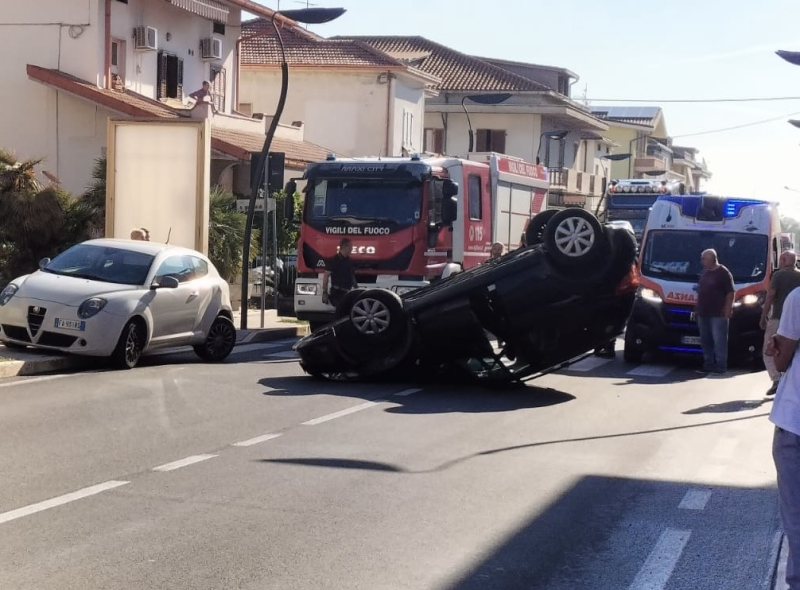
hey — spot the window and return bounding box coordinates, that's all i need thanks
[475,129,505,153]
[111,39,125,87]
[402,109,414,149]
[213,22,225,35]
[210,67,226,113]
[468,175,482,220]
[154,255,195,284]
[191,257,209,279]
[157,52,184,100]
[423,128,444,154]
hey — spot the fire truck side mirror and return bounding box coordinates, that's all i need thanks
[442,196,458,225]
[283,180,297,221]
[442,179,458,198]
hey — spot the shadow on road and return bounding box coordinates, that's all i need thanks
[683,399,769,414]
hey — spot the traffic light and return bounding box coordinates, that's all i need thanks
[267,152,285,196]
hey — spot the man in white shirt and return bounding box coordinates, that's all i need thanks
[766,287,800,589]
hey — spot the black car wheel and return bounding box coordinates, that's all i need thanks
[349,289,405,340]
[194,316,236,362]
[524,209,559,247]
[544,208,605,267]
[112,320,144,369]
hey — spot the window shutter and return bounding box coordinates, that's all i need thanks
[157,52,167,99]
[176,58,184,101]
[491,130,505,154]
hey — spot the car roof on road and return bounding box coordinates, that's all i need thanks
[81,239,203,258]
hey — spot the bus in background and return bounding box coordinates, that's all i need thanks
[603,178,686,244]
[624,194,782,365]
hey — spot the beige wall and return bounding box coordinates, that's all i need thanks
[239,69,427,158]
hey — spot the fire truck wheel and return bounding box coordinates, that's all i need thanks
[543,208,605,267]
[349,288,406,342]
[524,209,559,247]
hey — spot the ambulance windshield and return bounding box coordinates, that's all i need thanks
[641,230,768,283]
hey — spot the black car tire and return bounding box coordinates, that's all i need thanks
[623,334,643,364]
[112,319,144,369]
[544,208,605,267]
[194,316,236,362]
[335,288,367,319]
[349,288,406,342]
[524,209,559,247]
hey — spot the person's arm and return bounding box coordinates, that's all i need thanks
[767,290,800,372]
[321,271,331,304]
[761,286,777,329]
[722,270,735,319]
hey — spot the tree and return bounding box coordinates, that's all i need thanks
[207,185,260,282]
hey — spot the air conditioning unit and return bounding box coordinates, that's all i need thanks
[133,26,157,51]
[200,37,222,60]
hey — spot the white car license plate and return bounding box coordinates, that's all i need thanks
[54,318,86,331]
[681,335,701,346]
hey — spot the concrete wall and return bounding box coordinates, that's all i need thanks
[239,69,427,158]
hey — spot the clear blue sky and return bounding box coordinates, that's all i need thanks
[254,0,800,218]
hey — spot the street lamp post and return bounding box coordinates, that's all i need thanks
[594,153,631,216]
[460,93,512,153]
[239,7,345,330]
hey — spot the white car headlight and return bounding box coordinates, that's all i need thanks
[78,297,108,319]
[0,284,18,306]
[296,283,318,295]
[734,293,763,307]
[392,286,418,295]
[638,287,662,303]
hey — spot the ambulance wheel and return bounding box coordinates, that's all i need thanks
[544,208,605,267]
[524,209,559,247]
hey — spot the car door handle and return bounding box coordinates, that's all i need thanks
[187,291,199,302]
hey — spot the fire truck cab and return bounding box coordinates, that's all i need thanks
[293,152,549,329]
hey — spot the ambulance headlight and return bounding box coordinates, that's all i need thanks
[638,287,662,303]
[734,292,765,307]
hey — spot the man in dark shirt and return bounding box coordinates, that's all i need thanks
[696,248,735,375]
[761,251,800,395]
[322,238,357,308]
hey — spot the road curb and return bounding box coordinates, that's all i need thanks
[0,326,308,379]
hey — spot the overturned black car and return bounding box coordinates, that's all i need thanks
[294,208,639,386]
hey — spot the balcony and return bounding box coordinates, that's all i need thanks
[634,156,670,173]
[548,168,600,196]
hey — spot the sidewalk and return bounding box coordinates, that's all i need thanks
[0,309,308,379]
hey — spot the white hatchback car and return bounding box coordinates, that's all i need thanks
[0,239,237,369]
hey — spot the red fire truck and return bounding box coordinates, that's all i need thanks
[293,152,550,328]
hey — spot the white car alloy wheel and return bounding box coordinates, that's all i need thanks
[351,297,391,335]
[553,216,596,258]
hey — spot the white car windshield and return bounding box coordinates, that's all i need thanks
[42,244,155,285]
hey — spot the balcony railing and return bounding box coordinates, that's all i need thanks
[634,156,670,173]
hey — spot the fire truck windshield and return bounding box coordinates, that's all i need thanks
[641,230,768,283]
[305,178,423,228]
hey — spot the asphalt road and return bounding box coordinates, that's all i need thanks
[0,341,782,590]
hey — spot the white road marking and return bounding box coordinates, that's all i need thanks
[628,528,691,590]
[0,480,129,525]
[394,388,422,397]
[0,374,74,388]
[232,433,282,447]
[302,401,383,425]
[566,356,614,372]
[678,488,712,510]
[626,364,674,377]
[152,454,217,472]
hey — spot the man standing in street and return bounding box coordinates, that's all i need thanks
[696,248,734,375]
[766,287,800,590]
[761,250,800,395]
[321,238,358,309]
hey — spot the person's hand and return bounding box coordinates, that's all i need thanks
[766,334,779,357]
[321,292,328,305]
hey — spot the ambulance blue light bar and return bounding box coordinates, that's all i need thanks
[659,195,769,218]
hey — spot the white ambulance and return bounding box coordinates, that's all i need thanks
[624,193,784,364]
